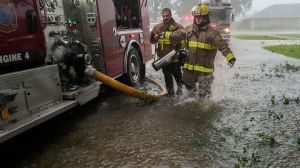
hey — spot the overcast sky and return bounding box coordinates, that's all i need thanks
[249,0,300,14]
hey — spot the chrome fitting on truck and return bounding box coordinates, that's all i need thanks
[84,65,97,77]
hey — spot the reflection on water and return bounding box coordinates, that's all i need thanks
[1,39,300,167]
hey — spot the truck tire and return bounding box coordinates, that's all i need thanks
[126,47,145,86]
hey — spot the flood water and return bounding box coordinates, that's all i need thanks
[1,38,300,167]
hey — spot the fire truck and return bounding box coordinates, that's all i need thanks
[203,0,234,40]
[180,0,234,40]
[0,0,151,143]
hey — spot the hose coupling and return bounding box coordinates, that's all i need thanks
[84,65,97,77]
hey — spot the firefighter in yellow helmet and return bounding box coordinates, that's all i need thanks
[160,4,236,98]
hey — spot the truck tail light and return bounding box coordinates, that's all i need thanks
[211,23,217,28]
[183,16,193,20]
[223,27,230,33]
[129,34,136,38]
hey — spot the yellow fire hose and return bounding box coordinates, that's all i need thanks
[85,66,167,101]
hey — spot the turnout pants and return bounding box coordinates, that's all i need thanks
[162,62,183,95]
[183,70,214,98]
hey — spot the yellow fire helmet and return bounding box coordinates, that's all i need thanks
[191,3,209,16]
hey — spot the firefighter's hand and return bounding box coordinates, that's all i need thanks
[158,32,165,39]
[228,59,236,67]
[153,34,159,41]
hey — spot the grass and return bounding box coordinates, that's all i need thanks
[275,34,300,39]
[263,45,300,59]
[233,34,288,40]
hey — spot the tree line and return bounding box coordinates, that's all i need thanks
[148,0,253,22]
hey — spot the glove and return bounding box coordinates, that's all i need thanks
[177,49,187,66]
[158,32,165,39]
[228,58,236,67]
[153,34,159,41]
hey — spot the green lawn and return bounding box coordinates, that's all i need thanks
[263,45,300,59]
[275,34,300,39]
[233,34,288,40]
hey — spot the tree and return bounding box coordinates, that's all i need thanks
[231,0,252,16]
[148,0,179,22]
[148,0,253,22]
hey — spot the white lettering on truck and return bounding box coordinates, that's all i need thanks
[0,52,29,64]
[24,52,30,59]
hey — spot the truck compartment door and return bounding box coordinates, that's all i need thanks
[24,68,62,112]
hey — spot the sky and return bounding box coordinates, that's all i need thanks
[248,0,300,15]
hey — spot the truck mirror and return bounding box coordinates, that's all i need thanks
[232,14,235,22]
[26,10,38,33]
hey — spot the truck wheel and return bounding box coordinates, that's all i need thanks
[126,47,144,86]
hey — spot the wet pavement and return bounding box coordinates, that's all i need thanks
[1,38,300,168]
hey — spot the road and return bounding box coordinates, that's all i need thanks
[1,38,300,167]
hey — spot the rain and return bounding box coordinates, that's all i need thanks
[0,0,300,167]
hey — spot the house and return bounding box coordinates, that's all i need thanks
[233,3,300,31]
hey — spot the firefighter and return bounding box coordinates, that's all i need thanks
[150,8,184,96]
[161,4,236,98]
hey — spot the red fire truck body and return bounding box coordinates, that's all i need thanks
[0,0,151,143]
